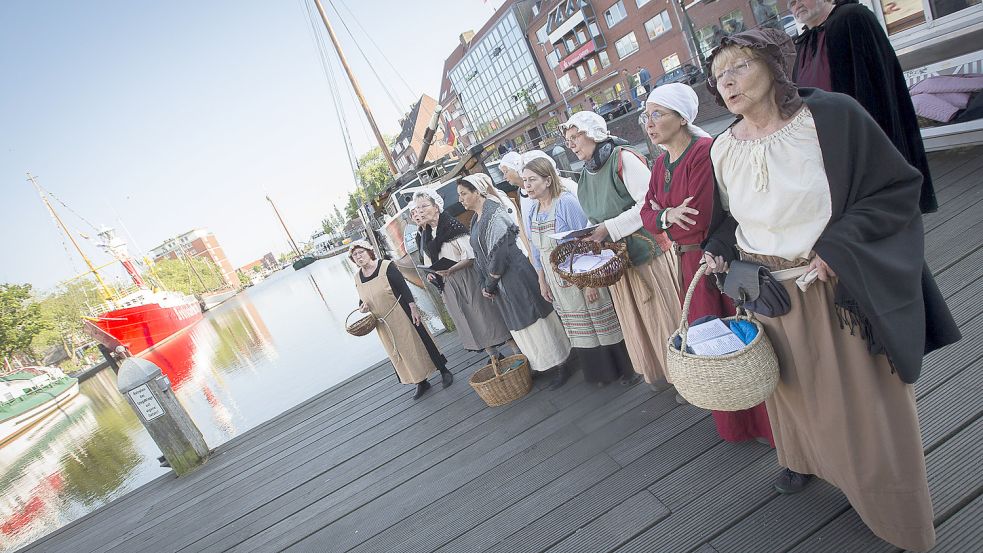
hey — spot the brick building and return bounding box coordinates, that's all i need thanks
[391,94,456,174]
[149,228,238,289]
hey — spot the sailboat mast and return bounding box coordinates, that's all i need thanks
[27,173,115,302]
[312,0,398,176]
[266,195,302,256]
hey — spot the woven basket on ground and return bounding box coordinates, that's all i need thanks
[549,240,629,289]
[666,265,780,411]
[469,353,532,407]
[345,308,378,337]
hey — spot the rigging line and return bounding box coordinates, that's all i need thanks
[334,0,416,103]
[325,0,405,114]
[302,0,362,183]
[36,182,100,231]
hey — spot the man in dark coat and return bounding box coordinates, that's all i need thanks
[791,0,938,213]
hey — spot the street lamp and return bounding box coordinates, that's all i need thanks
[539,41,572,116]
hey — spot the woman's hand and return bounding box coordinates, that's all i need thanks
[409,302,422,326]
[359,303,371,313]
[703,252,729,274]
[807,254,836,282]
[426,273,438,283]
[586,223,609,243]
[665,197,699,231]
[585,287,599,303]
[539,278,554,303]
[481,288,496,300]
[649,198,662,211]
[435,269,452,278]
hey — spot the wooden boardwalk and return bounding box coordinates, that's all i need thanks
[21,146,983,553]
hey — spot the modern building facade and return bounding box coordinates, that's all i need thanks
[149,229,238,289]
[391,94,456,174]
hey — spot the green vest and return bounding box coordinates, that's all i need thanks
[577,145,657,266]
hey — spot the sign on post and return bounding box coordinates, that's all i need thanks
[128,384,165,421]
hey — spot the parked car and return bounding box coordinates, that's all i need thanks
[596,99,633,122]
[782,14,801,37]
[654,64,704,87]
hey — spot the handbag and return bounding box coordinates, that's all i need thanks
[718,260,791,317]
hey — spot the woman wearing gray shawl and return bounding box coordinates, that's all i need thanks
[458,175,573,389]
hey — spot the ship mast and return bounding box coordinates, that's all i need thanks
[266,195,302,256]
[27,173,115,302]
[312,0,398,176]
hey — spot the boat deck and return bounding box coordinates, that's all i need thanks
[19,146,983,553]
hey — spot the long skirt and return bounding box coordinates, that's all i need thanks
[442,267,511,351]
[609,254,681,384]
[510,311,571,372]
[569,341,633,383]
[761,277,934,551]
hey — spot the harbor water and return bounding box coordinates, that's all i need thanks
[0,255,434,552]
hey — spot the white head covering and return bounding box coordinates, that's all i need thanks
[347,239,374,259]
[499,151,523,173]
[412,188,444,211]
[645,83,711,138]
[520,150,557,172]
[461,173,494,197]
[559,110,609,142]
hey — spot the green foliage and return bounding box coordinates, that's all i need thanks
[0,283,48,361]
[344,137,396,219]
[152,257,225,295]
[31,279,105,361]
[238,272,251,286]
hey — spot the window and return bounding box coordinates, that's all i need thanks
[576,29,588,45]
[662,53,681,72]
[644,11,672,40]
[536,24,548,45]
[720,10,745,34]
[750,0,782,30]
[599,49,611,68]
[587,57,599,75]
[565,37,577,53]
[929,0,978,19]
[576,65,588,80]
[615,32,640,59]
[547,49,560,68]
[557,73,574,92]
[695,25,715,56]
[636,0,652,6]
[878,0,926,33]
[604,1,628,28]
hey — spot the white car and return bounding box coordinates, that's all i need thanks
[782,14,801,37]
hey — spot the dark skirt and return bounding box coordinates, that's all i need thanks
[569,341,633,384]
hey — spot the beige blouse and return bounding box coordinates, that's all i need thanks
[421,235,473,265]
[710,107,832,261]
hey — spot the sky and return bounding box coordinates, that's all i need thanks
[0,0,504,292]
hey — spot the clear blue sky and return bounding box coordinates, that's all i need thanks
[1,0,502,291]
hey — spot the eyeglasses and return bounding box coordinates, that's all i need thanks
[638,111,668,127]
[564,131,585,147]
[708,59,755,87]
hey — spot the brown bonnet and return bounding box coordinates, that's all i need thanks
[706,28,803,119]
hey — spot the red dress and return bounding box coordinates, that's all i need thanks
[640,137,773,445]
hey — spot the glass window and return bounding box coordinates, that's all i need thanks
[636,0,652,6]
[878,0,927,33]
[576,28,588,45]
[576,65,588,80]
[565,37,577,53]
[662,53,681,72]
[604,1,628,28]
[589,22,601,37]
[536,24,548,45]
[720,10,745,34]
[695,25,715,56]
[599,49,611,68]
[929,0,978,18]
[587,57,599,75]
[644,11,673,40]
[557,73,574,92]
[547,49,560,68]
[615,32,640,59]
[749,0,782,30]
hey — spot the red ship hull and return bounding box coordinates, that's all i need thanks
[89,299,202,355]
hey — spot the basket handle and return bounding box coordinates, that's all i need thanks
[676,264,708,353]
[490,354,502,377]
[345,308,363,327]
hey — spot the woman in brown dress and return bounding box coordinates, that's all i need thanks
[350,241,454,400]
[703,29,960,551]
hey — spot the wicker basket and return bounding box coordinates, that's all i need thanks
[549,240,630,289]
[666,265,780,411]
[345,308,378,337]
[469,354,532,407]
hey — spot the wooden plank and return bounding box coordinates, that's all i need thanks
[913,493,983,553]
[915,315,983,401]
[544,491,669,553]
[785,510,901,553]
[931,245,983,297]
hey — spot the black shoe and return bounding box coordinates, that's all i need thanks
[440,368,454,388]
[412,380,431,400]
[548,364,571,390]
[531,367,552,381]
[674,393,689,405]
[773,469,813,494]
[620,373,642,386]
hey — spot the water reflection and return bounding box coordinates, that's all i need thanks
[0,256,389,551]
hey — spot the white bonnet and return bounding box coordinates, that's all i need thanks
[560,110,609,142]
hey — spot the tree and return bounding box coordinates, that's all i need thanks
[151,257,225,295]
[0,283,48,362]
[238,272,251,286]
[345,137,396,219]
[32,279,105,363]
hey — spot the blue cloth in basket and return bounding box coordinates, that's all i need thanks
[728,320,758,345]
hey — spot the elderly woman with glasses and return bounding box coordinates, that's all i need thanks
[702,29,959,551]
[412,189,516,363]
[561,111,681,392]
[638,83,773,446]
[458,175,573,389]
[349,240,455,400]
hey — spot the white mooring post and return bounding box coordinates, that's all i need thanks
[117,357,209,475]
